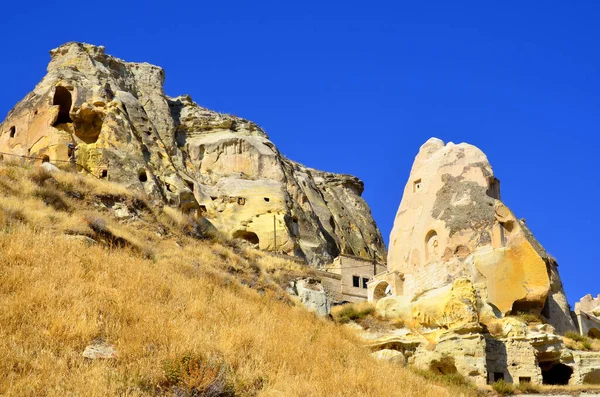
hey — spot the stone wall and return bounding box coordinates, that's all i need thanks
[485,338,542,384]
[325,255,386,301]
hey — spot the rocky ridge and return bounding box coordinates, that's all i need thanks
[0,42,385,266]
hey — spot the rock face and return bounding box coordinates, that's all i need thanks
[364,138,589,386]
[287,278,331,317]
[382,138,575,333]
[0,42,385,266]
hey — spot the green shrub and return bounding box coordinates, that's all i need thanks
[564,331,586,342]
[411,368,476,392]
[332,303,375,324]
[492,379,514,395]
[516,381,540,393]
[515,312,542,324]
[162,353,234,396]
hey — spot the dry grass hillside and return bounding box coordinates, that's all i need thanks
[0,161,475,397]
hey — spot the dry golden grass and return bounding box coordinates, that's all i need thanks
[563,332,600,352]
[0,162,474,396]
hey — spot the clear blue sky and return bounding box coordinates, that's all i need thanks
[2,1,598,307]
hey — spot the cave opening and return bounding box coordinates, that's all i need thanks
[138,170,148,183]
[232,230,259,245]
[52,86,73,126]
[541,363,572,385]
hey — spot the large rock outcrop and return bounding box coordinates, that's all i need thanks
[380,138,575,333]
[0,42,385,266]
[363,139,591,386]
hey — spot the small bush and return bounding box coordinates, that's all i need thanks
[564,331,586,342]
[332,302,375,324]
[411,368,476,392]
[583,340,593,350]
[33,187,71,212]
[492,379,514,395]
[162,353,233,396]
[439,373,472,388]
[515,312,542,324]
[516,381,540,393]
[29,167,54,186]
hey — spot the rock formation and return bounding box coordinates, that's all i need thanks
[287,278,331,316]
[379,138,575,333]
[0,42,385,266]
[364,138,600,386]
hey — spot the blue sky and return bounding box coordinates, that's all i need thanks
[1,1,598,307]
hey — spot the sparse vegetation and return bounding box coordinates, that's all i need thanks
[161,353,234,396]
[332,302,375,324]
[492,379,515,395]
[411,368,476,392]
[0,161,469,396]
[516,380,541,393]
[331,302,407,332]
[513,312,543,324]
[564,331,586,342]
[563,331,600,351]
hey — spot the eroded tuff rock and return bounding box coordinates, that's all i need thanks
[0,42,385,266]
[362,138,591,386]
[378,138,575,333]
[287,278,331,317]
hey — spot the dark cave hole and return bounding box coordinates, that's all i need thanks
[52,86,73,126]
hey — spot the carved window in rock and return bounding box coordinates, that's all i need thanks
[9,126,16,138]
[138,170,148,183]
[425,230,439,262]
[352,275,360,288]
[486,177,501,200]
[500,220,514,246]
[413,178,422,193]
[494,220,515,248]
[290,216,300,236]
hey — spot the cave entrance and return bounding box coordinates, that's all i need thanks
[232,230,259,245]
[541,363,572,385]
[510,299,543,316]
[52,86,73,126]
